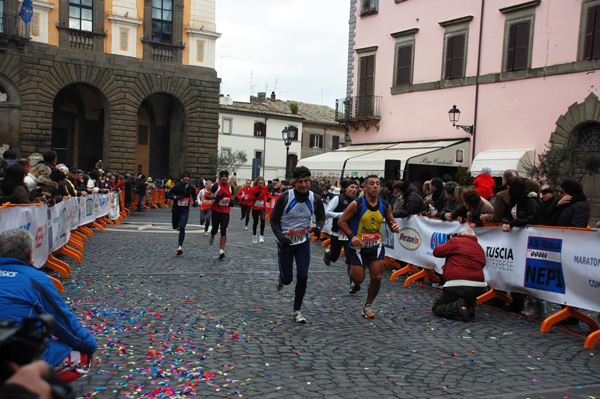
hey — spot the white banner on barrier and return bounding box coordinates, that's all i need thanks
[384,216,600,312]
[0,193,113,268]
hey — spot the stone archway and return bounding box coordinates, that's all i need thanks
[549,92,600,226]
[0,74,22,150]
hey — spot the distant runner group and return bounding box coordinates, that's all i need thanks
[164,166,401,323]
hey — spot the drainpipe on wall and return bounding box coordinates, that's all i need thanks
[472,0,485,165]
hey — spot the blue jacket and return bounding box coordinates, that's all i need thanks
[0,257,97,366]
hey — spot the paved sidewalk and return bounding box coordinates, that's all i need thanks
[57,207,599,398]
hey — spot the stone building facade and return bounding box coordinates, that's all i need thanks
[0,0,220,179]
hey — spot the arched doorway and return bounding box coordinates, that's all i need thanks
[0,76,22,150]
[136,93,186,180]
[52,84,107,171]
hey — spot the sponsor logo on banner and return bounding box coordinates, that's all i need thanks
[60,208,67,239]
[35,226,44,248]
[398,228,421,251]
[430,232,449,250]
[524,236,565,294]
[486,246,515,271]
[19,223,31,231]
[99,196,106,208]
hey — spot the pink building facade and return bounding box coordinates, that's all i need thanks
[330,0,599,222]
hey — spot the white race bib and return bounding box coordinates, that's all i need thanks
[338,230,348,241]
[361,233,380,248]
[287,228,307,244]
[177,198,189,207]
[219,197,231,207]
[254,200,264,208]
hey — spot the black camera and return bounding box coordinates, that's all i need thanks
[447,233,459,239]
[0,315,74,399]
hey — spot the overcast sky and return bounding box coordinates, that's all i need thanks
[215,0,350,109]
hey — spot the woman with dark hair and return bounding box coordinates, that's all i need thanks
[0,165,34,205]
[461,188,493,227]
[544,179,590,228]
[501,177,542,232]
[429,177,447,216]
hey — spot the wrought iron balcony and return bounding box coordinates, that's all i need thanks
[0,12,30,51]
[335,96,382,131]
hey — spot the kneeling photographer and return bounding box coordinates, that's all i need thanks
[0,229,97,384]
[431,226,487,322]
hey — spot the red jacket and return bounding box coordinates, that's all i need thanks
[236,186,254,206]
[432,235,486,282]
[473,173,496,200]
[250,185,269,210]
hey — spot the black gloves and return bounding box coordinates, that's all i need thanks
[312,228,321,239]
[279,237,292,248]
[254,191,261,197]
[192,202,198,207]
[216,193,225,200]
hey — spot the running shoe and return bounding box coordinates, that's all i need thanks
[252,235,258,244]
[218,249,225,259]
[176,246,183,255]
[208,234,214,246]
[275,276,284,291]
[245,226,248,231]
[259,235,264,243]
[349,282,361,294]
[323,250,331,266]
[204,231,208,236]
[456,298,472,322]
[361,304,375,319]
[292,310,307,323]
[176,226,180,231]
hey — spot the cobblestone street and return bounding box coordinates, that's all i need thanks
[57,208,599,398]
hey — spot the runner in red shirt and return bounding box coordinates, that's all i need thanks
[236,179,253,231]
[250,176,270,244]
[210,171,235,259]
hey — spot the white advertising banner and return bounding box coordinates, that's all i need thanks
[384,216,600,312]
[0,193,114,268]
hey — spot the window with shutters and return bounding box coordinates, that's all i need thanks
[439,16,472,81]
[394,44,413,86]
[332,135,340,150]
[505,21,531,71]
[444,35,465,79]
[500,3,537,72]
[581,2,600,60]
[309,134,323,149]
[253,122,266,137]
[221,117,232,134]
[358,54,376,116]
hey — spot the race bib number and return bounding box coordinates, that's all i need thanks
[219,197,231,207]
[177,198,189,207]
[287,228,307,244]
[203,199,213,204]
[361,233,380,248]
[254,200,264,208]
[338,230,349,241]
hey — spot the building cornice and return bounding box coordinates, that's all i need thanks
[438,15,474,28]
[390,28,419,39]
[499,0,541,14]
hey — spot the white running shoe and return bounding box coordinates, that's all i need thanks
[259,235,264,243]
[176,246,183,255]
[245,226,248,231]
[252,235,258,244]
[204,231,208,236]
[218,249,225,259]
[292,310,307,323]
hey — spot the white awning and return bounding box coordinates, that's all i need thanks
[470,148,535,177]
[298,139,470,178]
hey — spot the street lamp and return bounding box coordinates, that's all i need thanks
[448,105,474,135]
[281,126,293,179]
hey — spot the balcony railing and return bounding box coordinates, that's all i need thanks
[335,95,382,122]
[0,12,31,46]
[68,30,95,51]
[141,37,185,63]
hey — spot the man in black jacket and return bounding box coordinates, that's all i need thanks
[166,171,197,255]
[393,181,427,218]
[135,175,147,211]
[544,179,589,228]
